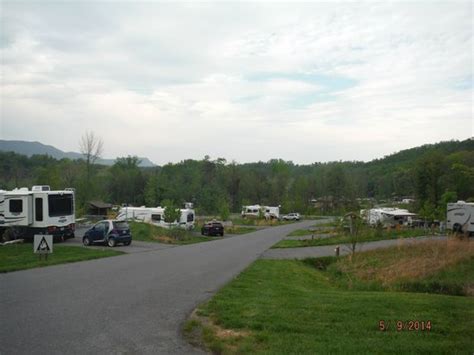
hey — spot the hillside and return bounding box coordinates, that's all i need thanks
[0,140,156,167]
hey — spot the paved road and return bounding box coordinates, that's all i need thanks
[262,235,449,259]
[0,220,317,354]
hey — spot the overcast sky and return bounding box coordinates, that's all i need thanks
[1,1,472,165]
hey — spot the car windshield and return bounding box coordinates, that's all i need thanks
[113,221,129,230]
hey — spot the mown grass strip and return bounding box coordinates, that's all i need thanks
[0,243,123,273]
[276,228,430,248]
[185,256,473,354]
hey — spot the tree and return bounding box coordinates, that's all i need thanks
[342,212,366,257]
[79,131,104,203]
[218,198,230,221]
[144,170,159,207]
[163,201,181,228]
[108,156,144,205]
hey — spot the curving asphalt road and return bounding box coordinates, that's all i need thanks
[0,220,317,354]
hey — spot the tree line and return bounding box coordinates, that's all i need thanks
[0,138,472,219]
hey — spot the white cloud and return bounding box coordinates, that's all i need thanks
[0,1,472,164]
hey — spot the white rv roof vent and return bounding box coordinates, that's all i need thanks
[32,185,51,191]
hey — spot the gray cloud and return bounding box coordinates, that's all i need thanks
[1,1,472,164]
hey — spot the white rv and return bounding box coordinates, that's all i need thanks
[447,201,474,233]
[116,205,195,230]
[362,207,416,227]
[0,186,75,240]
[241,205,280,220]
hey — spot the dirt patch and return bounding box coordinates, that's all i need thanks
[183,309,252,354]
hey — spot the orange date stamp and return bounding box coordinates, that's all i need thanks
[379,320,432,331]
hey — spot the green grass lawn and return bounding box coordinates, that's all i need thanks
[287,227,336,237]
[130,222,216,244]
[185,255,473,354]
[275,228,430,248]
[0,243,123,273]
[229,217,295,227]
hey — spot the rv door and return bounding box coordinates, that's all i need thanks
[5,195,32,226]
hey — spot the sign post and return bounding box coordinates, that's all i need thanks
[34,235,53,261]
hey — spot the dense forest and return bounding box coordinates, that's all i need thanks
[0,139,473,219]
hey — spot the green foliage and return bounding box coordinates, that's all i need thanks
[218,198,230,221]
[0,138,472,216]
[162,201,181,226]
[129,221,215,244]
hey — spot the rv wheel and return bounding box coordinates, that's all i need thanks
[453,224,462,233]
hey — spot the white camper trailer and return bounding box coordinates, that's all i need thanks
[0,186,75,240]
[363,207,416,227]
[447,201,474,233]
[241,205,261,218]
[241,205,280,220]
[116,205,195,230]
[264,206,280,219]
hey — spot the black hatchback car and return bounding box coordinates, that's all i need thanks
[83,220,132,247]
[201,221,224,237]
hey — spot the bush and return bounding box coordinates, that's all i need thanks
[302,256,338,270]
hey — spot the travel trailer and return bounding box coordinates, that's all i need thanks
[361,207,416,227]
[0,186,75,240]
[241,205,280,220]
[116,205,195,230]
[447,201,474,233]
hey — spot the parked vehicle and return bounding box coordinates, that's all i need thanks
[83,220,132,247]
[0,185,75,241]
[201,221,224,236]
[282,213,300,221]
[116,204,195,230]
[447,201,474,234]
[361,208,416,227]
[241,204,280,219]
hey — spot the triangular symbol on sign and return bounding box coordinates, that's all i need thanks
[36,236,51,252]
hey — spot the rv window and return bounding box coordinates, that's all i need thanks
[35,198,43,221]
[187,213,194,222]
[151,214,162,222]
[10,199,23,213]
[48,194,73,217]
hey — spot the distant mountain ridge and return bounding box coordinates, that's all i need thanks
[0,140,156,167]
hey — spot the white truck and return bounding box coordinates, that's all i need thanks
[447,201,474,233]
[0,186,75,240]
[241,205,280,220]
[116,205,195,230]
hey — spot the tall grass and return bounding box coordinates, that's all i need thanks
[325,238,474,295]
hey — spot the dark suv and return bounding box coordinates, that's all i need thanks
[201,221,224,237]
[83,220,132,247]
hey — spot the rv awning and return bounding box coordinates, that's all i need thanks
[89,201,113,209]
[382,211,417,217]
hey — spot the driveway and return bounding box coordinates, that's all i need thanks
[0,220,318,354]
